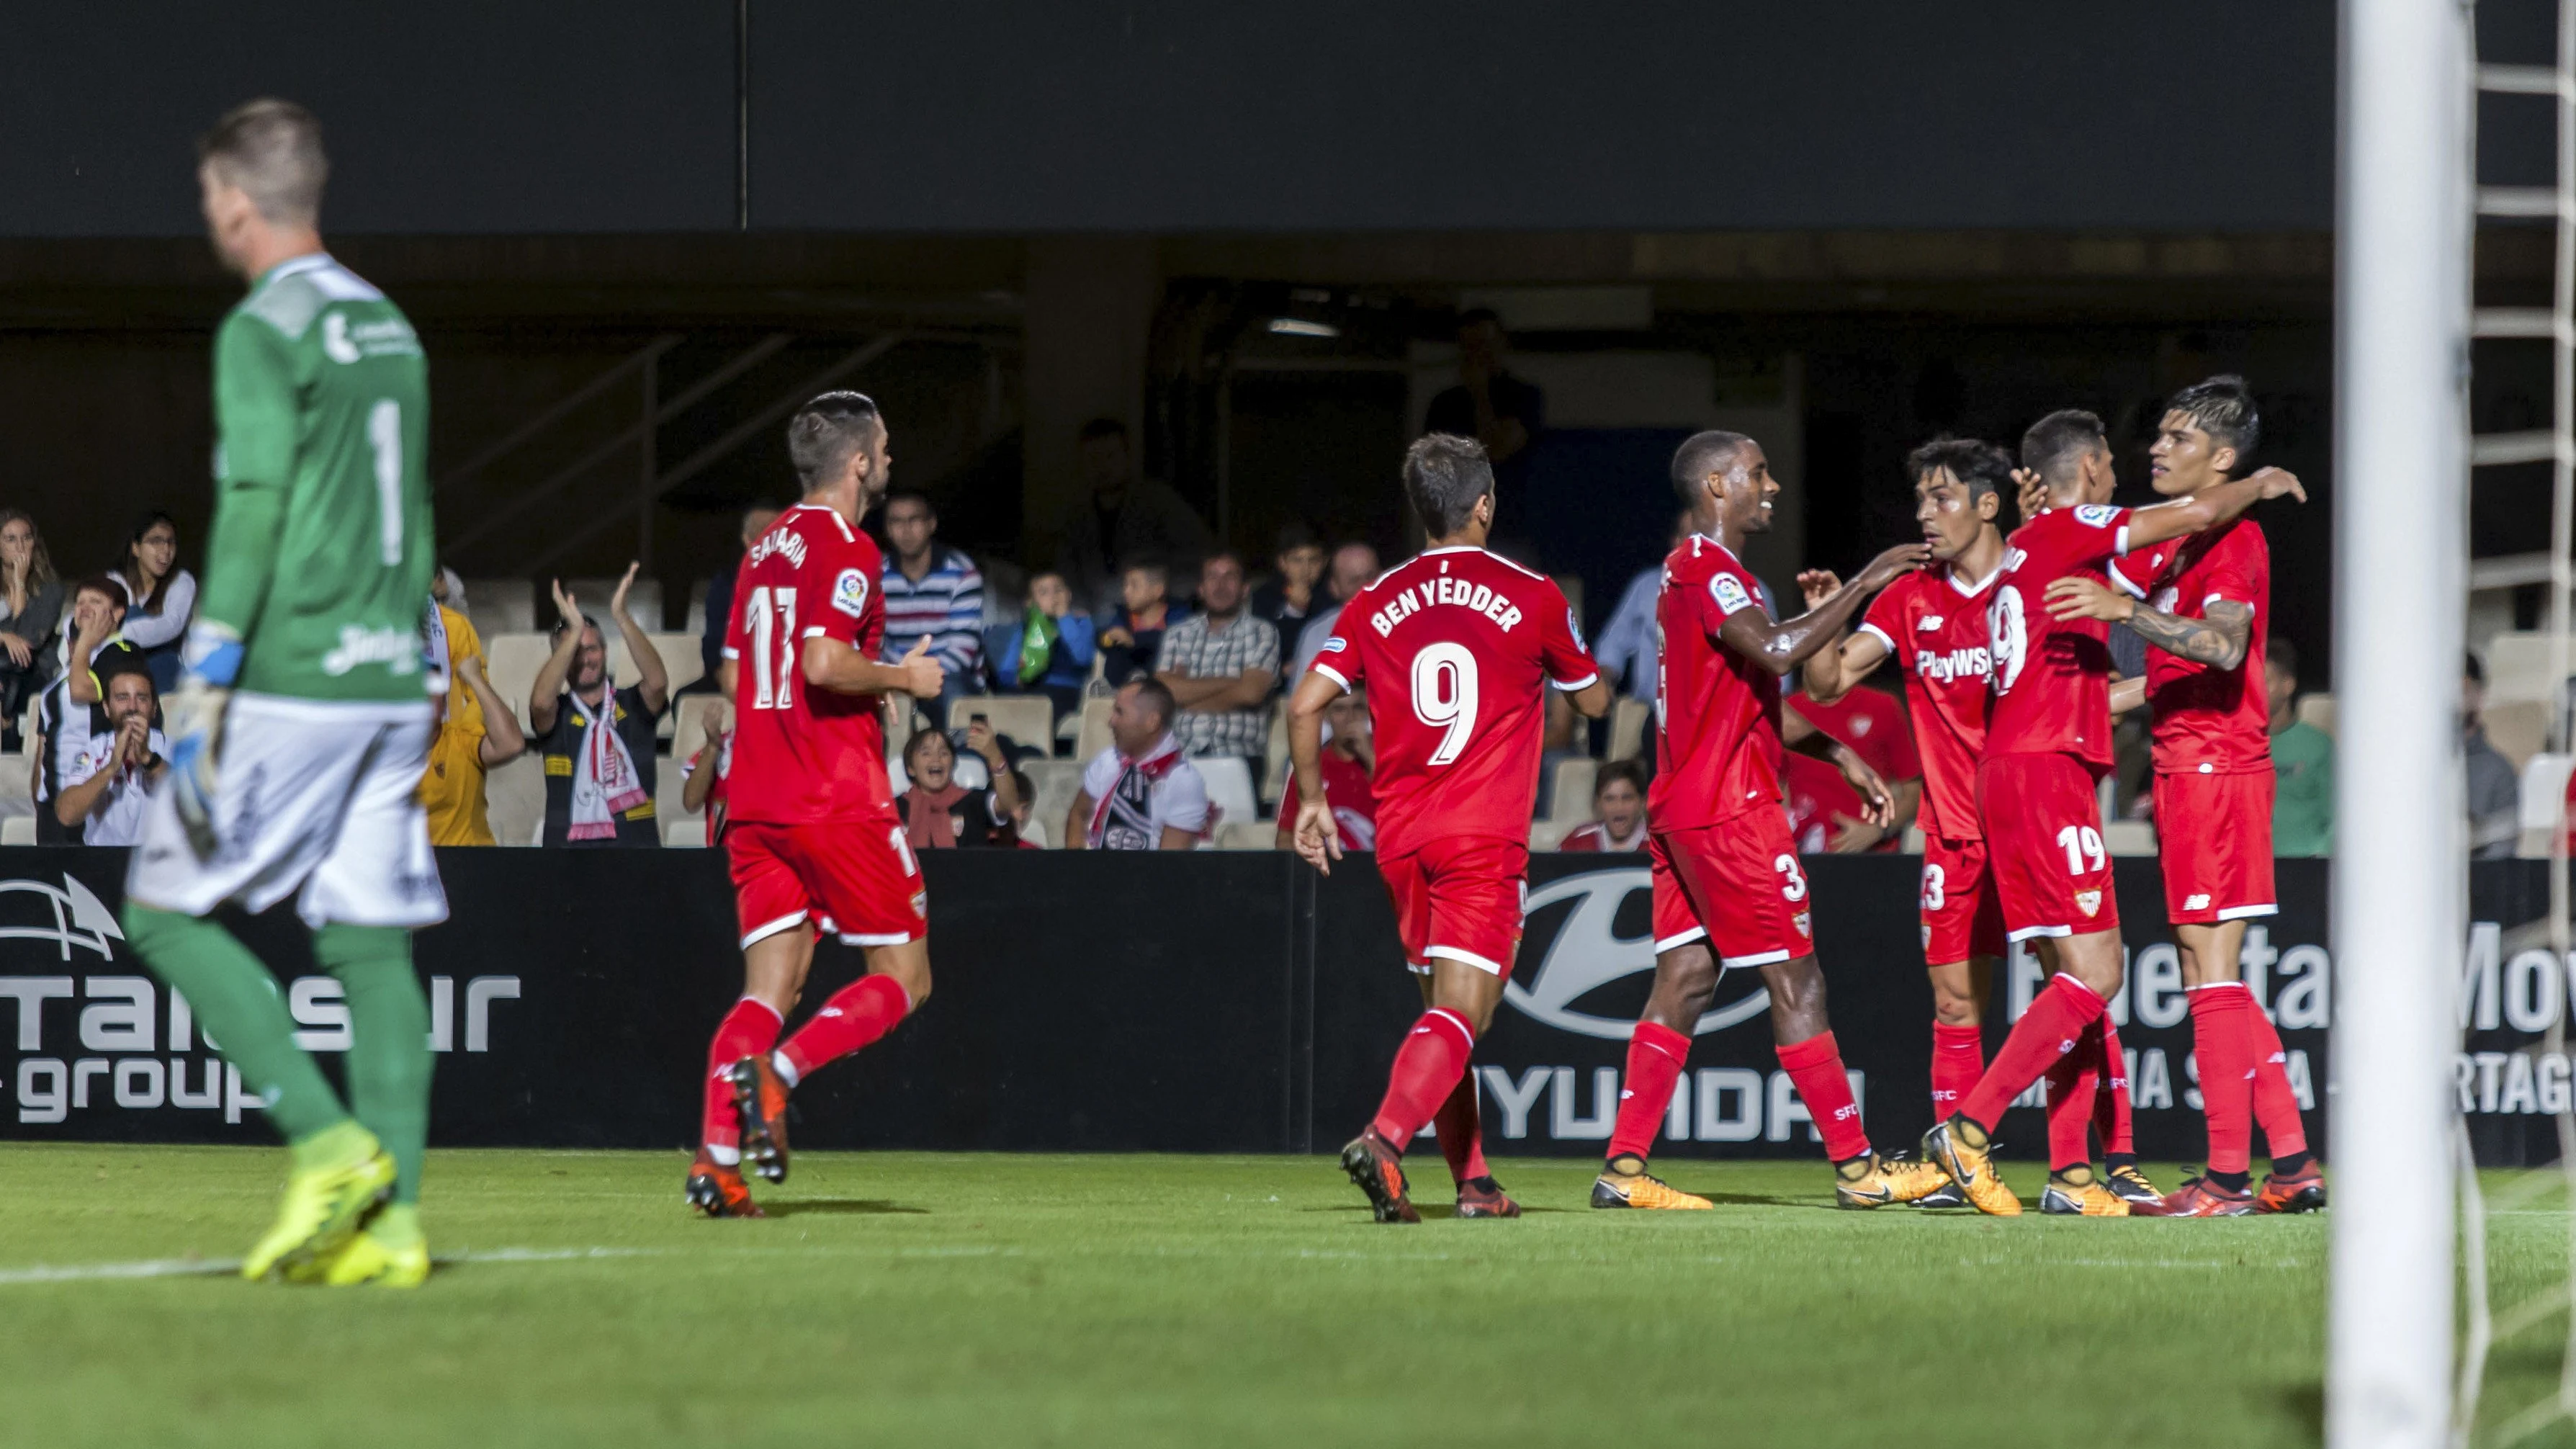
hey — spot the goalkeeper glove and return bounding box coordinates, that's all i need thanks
[166,622,243,858]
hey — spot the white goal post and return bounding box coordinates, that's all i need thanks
[2328,1,2474,1445]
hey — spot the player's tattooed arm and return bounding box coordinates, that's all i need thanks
[2042,578,2253,671]
[1718,543,1928,677]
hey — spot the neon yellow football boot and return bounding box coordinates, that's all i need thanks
[316,1227,431,1288]
[243,1130,396,1281]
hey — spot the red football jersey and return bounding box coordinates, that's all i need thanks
[1311,547,1597,857]
[1985,505,2135,766]
[721,503,897,825]
[2106,518,2271,775]
[1276,747,1379,851]
[1858,563,1997,839]
[1650,535,1786,829]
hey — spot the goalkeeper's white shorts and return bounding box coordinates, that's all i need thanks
[126,693,449,930]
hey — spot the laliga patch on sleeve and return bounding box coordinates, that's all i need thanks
[2072,504,2120,529]
[1566,606,1589,650]
[833,568,870,619]
[1709,573,1755,615]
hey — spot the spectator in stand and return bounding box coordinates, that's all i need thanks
[879,489,984,726]
[1289,542,1381,681]
[1056,417,1213,616]
[1593,513,1687,702]
[1098,560,1182,686]
[30,578,141,844]
[420,580,526,846]
[2266,638,2333,858]
[1250,521,1327,669]
[1784,683,1921,853]
[994,570,1096,722]
[698,503,782,691]
[1561,759,1651,852]
[1004,768,1043,848]
[2465,650,2519,860]
[0,508,64,733]
[1424,309,1545,532]
[531,565,669,848]
[895,721,1024,849]
[1067,678,1208,851]
[112,511,195,694]
[1155,551,1280,775]
[1275,685,1375,852]
[681,698,732,846]
[52,658,164,846]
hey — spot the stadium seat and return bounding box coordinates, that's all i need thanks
[2102,819,2157,856]
[2487,697,2548,771]
[1607,698,1651,762]
[663,818,708,848]
[482,633,553,731]
[1528,818,1574,851]
[1023,759,1087,845]
[2518,754,2572,860]
[1212,820,1275,851]
[0,815,31,845]
[683,578,711,637]
[655,768,701,845]
[1546,757,1597,824]
[607,632,704,700]
[1196,757,1260,834]
[2485,632,2564,704]
[485,753,545,846]
[0,749,30,812]
[2295,692,2335,736]
[1073,696,1115,762]
[1262,706,1289,805]
[462,579,535,638]
[953,696,1054,758]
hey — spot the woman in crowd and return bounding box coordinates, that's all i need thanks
[0,509,63,735]
[994,570,1097,721]
[113,511,196,693]
[895,720,1026,849]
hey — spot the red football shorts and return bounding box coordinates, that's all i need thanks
[2150,769,2278,925]
[1919,833,2008,964]
[1378,835,1529,976]
[1650,811,1816,970]
[727,815,927,949]
[1975,752,2120,942]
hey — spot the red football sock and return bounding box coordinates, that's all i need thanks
[1960,974,2111,1132]
[2189,982,2256,1175]
[700,996,782,1160]
[1777,1030,1870,1163]
[2042,1019,2101,1172]
[1930,1022,1984,1120]
[1432,1068,1491,1184]
[1607,1020,1694,1162]
[2244,1005,2310,1158]
[1370,1009,1476,1147]
[2095,1020,2135,1158]
[777,974,913,1085]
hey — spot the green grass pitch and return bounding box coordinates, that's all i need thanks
[0,1144,2566,1448]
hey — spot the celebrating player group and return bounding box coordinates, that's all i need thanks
[1285,380,2319,1222]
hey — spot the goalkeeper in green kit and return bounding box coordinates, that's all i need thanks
[122,99,446,1288]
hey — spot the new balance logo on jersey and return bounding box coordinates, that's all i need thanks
[1918,615,1944,631]
[2185,893,2212,910]
[1914,645,1993,683]
[1368,575,1525,637]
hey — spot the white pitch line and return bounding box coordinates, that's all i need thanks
[0,1245,656,1286]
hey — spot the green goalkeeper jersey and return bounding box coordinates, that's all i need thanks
[205,252,435,703]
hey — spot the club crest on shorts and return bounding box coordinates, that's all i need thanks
[2075,889,2102,918]
[910,890,928,920]
[1793,910,1813,939]
[1921,923,1934,950]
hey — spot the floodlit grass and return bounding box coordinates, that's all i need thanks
[0,1144,2559,1448]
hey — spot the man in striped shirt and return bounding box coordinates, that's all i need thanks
[879,489,985,725]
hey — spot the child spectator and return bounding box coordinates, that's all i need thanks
[112,511,195,694]
[1097,560,1182,686]
[1561,759,1651,852]
[994,570,1097,721]
[895,722,1023,848]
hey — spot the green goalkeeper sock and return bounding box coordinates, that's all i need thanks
[313,924,431,1207]
[121,905,349,1144]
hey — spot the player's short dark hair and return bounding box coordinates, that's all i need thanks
[1126,676,1177,727]
[2268,636,2299,680]
[1078,417,1128,445]
[198,99,328,225]
[1594,758,1651,798]
[1670,430,1756,506]
[2020,410,2108,489]
[1273,519,1320,556]
[1906,436,2013,503]
[882,488,935,517]
[2166,374,2261,467]
[70,574,127,612]
[787,392,881,490]
[1403,434,1496,536]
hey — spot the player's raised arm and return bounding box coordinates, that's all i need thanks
[1794,568,1894,705]
[2120,466,2304,554]
[1718,543,1926,678]
[607,562,670,714]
